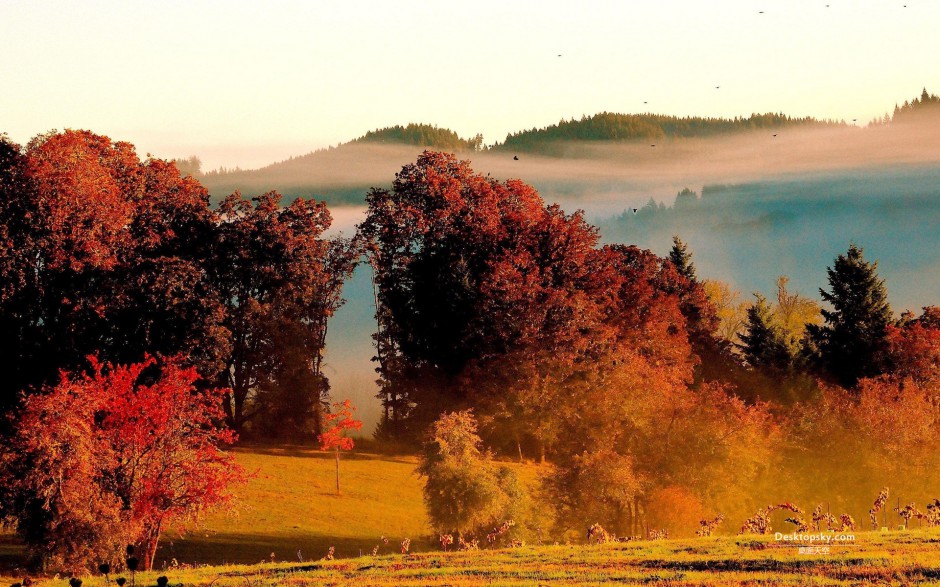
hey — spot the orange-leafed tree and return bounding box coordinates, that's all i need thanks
[0,355,243,571]
[319,399,362,495]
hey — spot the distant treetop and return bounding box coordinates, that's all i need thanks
[891,88,940,123]
[352,123,483,152]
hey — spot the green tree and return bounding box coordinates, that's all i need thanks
[807,244,892,388]
[416,411,522,539]
[738,294,792,371]
[668,235,696,281]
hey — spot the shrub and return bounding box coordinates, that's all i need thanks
[0,356,243,570]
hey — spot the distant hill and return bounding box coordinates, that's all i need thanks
[198,113,842,204]
[199,123,482,204]
[492,112,844,155]
[196,91,940,206]
[351,123,483,151]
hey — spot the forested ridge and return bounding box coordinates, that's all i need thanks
[492,112,843,153]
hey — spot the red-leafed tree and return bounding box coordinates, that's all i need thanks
[318,399,362,495]
[886,307,940,383]
[360,151,612,442]
[0,131,227,414]
[0,355,244,571]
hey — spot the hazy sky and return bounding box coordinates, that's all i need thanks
[3,0,939,170]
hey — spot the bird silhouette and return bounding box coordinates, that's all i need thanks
[772,134,777,137]
[650,144,656,147]
[513,155,519,160]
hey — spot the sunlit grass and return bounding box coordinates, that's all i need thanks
[156,444,434,565]
[8,531,940,586]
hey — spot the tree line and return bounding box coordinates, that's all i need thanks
[361,152,940,544]
[493,112,844,153]
[0,130,358,437]
[352,123,484,152]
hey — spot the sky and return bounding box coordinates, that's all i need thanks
[3,0,940,171]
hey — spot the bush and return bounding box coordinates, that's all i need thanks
[417,411,527,540]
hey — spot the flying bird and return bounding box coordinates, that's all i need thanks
[513,155,519,160]
[650,144,656,147]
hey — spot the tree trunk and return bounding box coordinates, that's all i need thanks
[516,435,523,463]
[633,496,640,537]
[335,448,340,495]
[142,522,162,571]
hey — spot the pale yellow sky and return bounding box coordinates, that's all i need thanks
[2,0,938,170]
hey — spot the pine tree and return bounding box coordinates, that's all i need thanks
[738,294,792,371]
[807,244,892,388]
[669,235,696,281]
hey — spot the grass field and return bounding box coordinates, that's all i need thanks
[8,531,940,586]
[157,444,437,566]
[0,443,540,574]
[6,445,940,585]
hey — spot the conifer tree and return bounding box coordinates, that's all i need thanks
[808,244,892,387]
[738,294,792,371]
[668,235,696,281]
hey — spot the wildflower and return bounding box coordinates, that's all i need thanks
[587,523,610,544]
[696,514,724,537]
[870,487,889,530]
[649,529,668,540]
